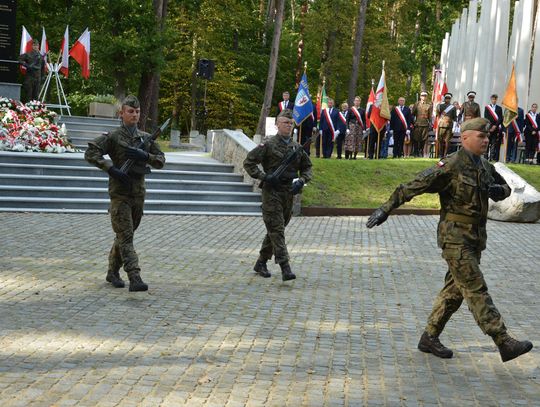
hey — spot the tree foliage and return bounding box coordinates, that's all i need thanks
[16,0,469,135]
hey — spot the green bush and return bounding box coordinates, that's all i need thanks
[66,93,95,116]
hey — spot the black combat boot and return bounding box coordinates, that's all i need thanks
[417,331,453,358]
[496,335,533,362]
[280,262,296,281]
[253,260,271,278]
[106,270,125,288]
[128,273,148,292]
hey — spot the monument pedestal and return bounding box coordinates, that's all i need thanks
[0,82,21,100]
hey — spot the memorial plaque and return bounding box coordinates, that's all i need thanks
[0,0,18,83]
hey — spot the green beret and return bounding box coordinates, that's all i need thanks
[461,117,490,132]
[277,109,293,120]
[122,95,140,108]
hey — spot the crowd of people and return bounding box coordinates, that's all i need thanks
[276,90,540,164]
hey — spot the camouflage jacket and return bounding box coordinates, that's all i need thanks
[243,135,313,190]
[412,101,433,127]
[381,148,510,250]
[462,101,481,120]
[85,125,165,199]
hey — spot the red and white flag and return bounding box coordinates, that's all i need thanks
[369,67,391,132]
[19,26,33,74]
[365,86,375,129]
[70,28,90,79]
[59,26,69,77]
[40,27,49,72]
[432,69,448,132]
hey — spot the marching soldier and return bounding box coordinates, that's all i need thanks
[462,91,481,122]
[412,91,432,157]
[437,93,457,158]
[367,117,533,363]
[18,40,45,102]
[244,110,313,281]
[484,94,503,161]
[85,96,166,292]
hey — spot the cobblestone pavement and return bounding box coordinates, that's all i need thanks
[0,213,538,407]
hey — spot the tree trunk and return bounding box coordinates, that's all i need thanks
[256,0,285,137]
[294,1,308,87]
[406,5,422,98]
[190,36,198,132]
[138,0,168,132]
[347,0,368,105]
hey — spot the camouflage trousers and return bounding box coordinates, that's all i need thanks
[425,245,507,343]
[259,188,294,265]
[108,198,144,277]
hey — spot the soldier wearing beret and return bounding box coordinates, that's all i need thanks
[367,117,533,363]
[462,91,481,122]
[412,91,433,157]
[437,93,457,158]
[243,110,313,281]
[85,95,165,292]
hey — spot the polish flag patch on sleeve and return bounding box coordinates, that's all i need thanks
[437,161,445,167]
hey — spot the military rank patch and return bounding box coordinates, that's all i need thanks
[437,161,445,167]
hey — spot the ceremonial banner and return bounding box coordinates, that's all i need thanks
[502,64,518,127]
[59,26,69,77]
[370,68,390,132]
[40,27,49,72]
[19,26,32,74]
[365,86,375,128]
[293,72,314,126]
[70,28,90,79]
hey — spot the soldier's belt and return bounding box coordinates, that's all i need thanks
[445,213,481,225]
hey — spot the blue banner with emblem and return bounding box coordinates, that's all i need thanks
[293,73,314,126]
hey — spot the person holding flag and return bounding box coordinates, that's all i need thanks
[506,107,524,163]
[318,98,339,158]
[389,97,412,158]
[18,39,44,102]
[366,64,391,159]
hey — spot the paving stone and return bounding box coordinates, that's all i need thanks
[0,213,538,406]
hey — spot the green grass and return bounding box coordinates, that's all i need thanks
[302,156,540,209]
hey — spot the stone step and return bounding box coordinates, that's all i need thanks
[59,120,118,133]
[0,174,254,192]
[0,197,261,213]
[0,186,261,202]
[0,163,243,182]
[59,115,120,126]
[65,129,106,140]
[0,207,261,216]
[0,151,234,173]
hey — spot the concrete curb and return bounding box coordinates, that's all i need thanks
[301,207,439,216]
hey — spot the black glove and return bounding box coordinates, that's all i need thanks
[263,173,280,189]
[108,166,131,186]
[488,184,507,201]
[291,179,305,195]
[125,146,149,162]
[366,207,389,228]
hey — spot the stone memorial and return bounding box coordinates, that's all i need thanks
[0,0,21,100]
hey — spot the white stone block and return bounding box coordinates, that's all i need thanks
[488,162,540,223]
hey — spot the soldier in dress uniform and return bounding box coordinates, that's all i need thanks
[437,93,457,158]
[412,91,432,157]
[483,94,504,161]
[18,40,45,102]
[243,110,313,281]
[367,117,533,363]
[85,96,166,292]
[462,91,481,122]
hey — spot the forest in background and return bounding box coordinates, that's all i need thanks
[17,0,470,135]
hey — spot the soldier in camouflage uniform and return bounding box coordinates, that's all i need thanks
[411,91,433,157]
[243,110,313,281]
[462,91,481,122]
[367,117,533,363]
[436,93,457,158]
[18,40,44,102]
[85,95,165,292]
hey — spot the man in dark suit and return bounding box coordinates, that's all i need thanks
[506,107,524,163]
[389,97,412,158]
[335,102,349,159]
[524,103,539,164]
[484,94,504,161]
[318,98,339,158]
[277,91,294,115]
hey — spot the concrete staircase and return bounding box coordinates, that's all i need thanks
[0,151,261,216]
[58,115,120,151]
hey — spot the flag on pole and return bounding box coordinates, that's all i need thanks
[59,26,69,77]
[316,82,328,117]
[293,72,314,126]
[366,86,375,128]
[502,64,518,127]
[70,28,91,79]
[431,69,448,132]
[19,26,33,74]
[40,27,49,72]
[369,66,391,132]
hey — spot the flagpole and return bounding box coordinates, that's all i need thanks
[319,77,325,157]
[376,128,381,159]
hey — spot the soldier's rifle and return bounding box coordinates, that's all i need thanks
[260,137,311,189]
[120,117,171,175]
